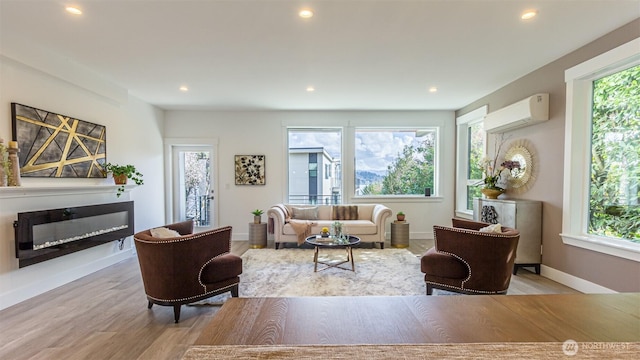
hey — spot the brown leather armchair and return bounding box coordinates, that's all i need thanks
[134,221,242,323]
[421,218,519,295]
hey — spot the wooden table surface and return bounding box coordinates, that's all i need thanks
[195,294,640,345]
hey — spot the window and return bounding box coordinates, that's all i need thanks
[354,128,437,196]
[455,106,487,217]
[562,38,640,261]
[588,64,639,241]
[287,129,342,204]
[466,122,485,209]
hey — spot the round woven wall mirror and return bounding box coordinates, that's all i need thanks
[505,143,534,191]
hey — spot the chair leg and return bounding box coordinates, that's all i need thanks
[230,284,239,297]
[147,300,153,309]
[426,283,433,295]
[173,305,181,323]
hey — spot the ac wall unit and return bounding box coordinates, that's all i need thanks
[484,93,549,133]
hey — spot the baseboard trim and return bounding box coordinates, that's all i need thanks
[540,265,616,294]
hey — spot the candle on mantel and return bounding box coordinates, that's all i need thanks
[9,141,18,149]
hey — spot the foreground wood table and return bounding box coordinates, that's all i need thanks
[195,293,640,345]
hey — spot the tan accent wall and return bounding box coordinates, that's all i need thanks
[456,19,640,292]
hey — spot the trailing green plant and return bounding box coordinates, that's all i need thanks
[103,163,144,197]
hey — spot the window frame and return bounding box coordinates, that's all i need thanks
[561,37,640,262]
[352,126,440,198]
[286,127,343,205]
[455,106,487,219]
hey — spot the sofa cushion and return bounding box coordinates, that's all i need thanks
[283,220,377,236]
[333,205,358,220]
[291,206,319,220]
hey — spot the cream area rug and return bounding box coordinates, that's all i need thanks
[238,248,426,297]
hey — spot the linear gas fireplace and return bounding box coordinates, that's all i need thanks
[14,201,134,268]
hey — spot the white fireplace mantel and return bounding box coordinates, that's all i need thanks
[0,185,137,199]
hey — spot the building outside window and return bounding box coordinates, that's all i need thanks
[288,129,342,204]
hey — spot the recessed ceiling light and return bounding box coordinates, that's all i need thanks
[179,86,189,92]
[299,9,314,18]
[428,86,438,93]
[65,6,82,15]
[306,86,315,92]
[521,10,538,20]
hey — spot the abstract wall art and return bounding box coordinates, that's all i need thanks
[11,103,106,178]
[235,155,265,185]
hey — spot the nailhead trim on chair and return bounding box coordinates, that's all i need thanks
[134,226,233,244]
[146,282,239,303]
[429,225,516,294]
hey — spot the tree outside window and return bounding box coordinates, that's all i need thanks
[356,129,436,196]
[467,122,484,209]
[589,64,639,242]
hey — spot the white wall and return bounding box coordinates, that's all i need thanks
[164,110,456,240]
[0,52,165,309]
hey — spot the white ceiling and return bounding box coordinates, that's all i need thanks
[1,0,639,111]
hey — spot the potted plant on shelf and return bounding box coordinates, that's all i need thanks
[396,211,406,222]
[103,163,144,197]
[251,209,264,224]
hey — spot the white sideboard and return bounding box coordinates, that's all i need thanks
[473,198,542,275]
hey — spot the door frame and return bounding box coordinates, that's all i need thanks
[164,138,219,228]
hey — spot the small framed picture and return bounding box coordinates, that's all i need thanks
[235,155,265,185]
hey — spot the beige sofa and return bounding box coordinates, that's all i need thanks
[267,204,392,249]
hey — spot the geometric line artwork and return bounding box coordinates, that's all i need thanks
[11,103,107,178]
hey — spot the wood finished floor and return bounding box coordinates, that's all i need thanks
[0,239,578,360]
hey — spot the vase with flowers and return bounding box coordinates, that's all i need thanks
[478,136,521,199]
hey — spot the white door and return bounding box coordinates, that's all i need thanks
[171,145,215,230]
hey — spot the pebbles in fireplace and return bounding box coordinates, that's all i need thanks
[14,201,134,268]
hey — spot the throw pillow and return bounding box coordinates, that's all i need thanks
[479,223,503,233]
[150,227,181,238]
[291,207,319,220]
[333,205,358,220]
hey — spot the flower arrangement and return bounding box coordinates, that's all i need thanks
[479,136,522,191]
[331,221,344,236]
[321,227,330,237]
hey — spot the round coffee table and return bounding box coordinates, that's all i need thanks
[305,235,361,272]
